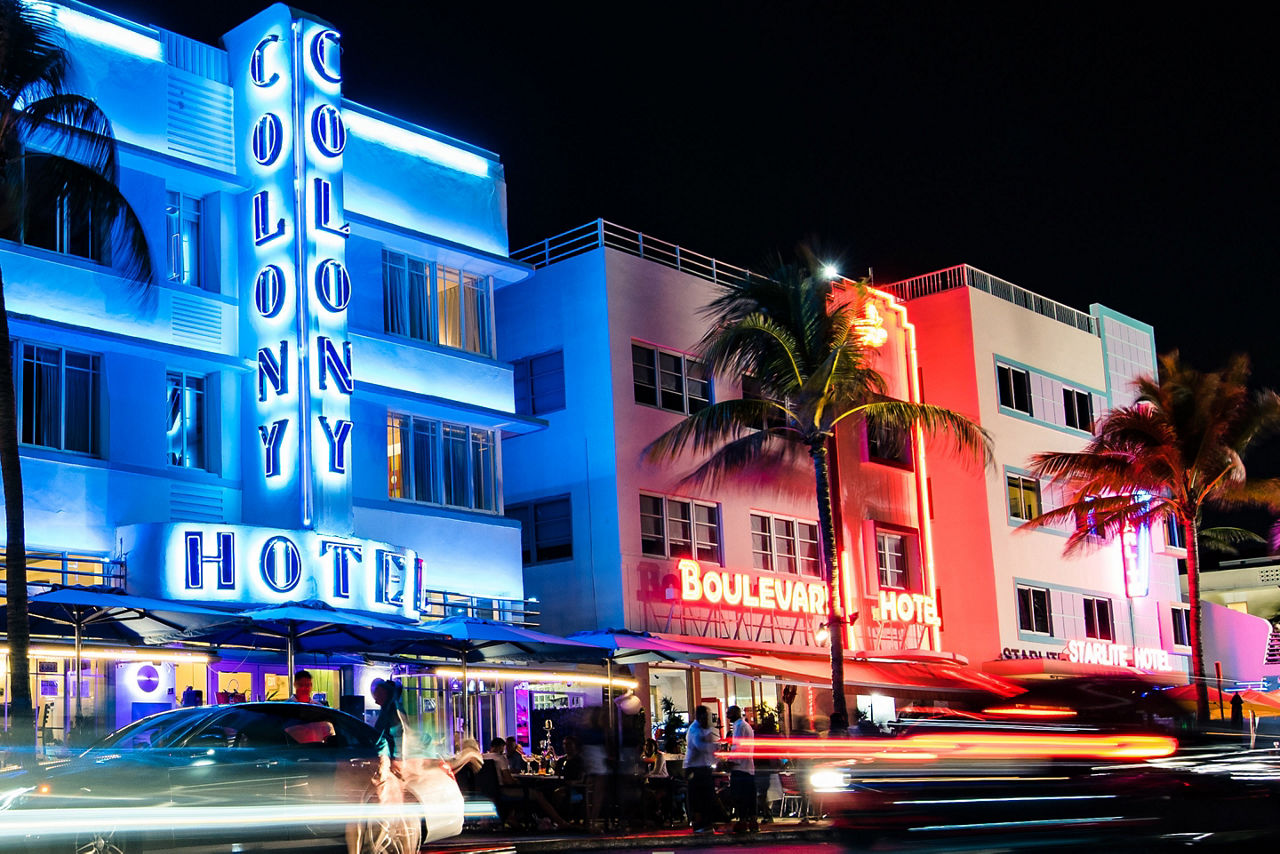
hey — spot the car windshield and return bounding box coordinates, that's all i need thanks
[92,709,210,750]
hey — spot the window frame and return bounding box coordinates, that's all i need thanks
[750,512,820,576]
[166,370,207,470]
[1016,584,1053,636]
[639,492,721,564]
[165,190,202,288]
[1083,596,1114,641]
[381,249,494,357]
[1063,387,1093,432]
[632,342,711,415]
[17,152,110,264]
[387,412,498,512]
[513,349,566,416]
[14,341,101,456]
[875,531,909,590]
[1170,605,1191,648]
[507,495,573,565]
[1006,473,1042,521]
[865,416,914,468]
[996,363,1033,415]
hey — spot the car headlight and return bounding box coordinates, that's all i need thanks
[809,769,850,792]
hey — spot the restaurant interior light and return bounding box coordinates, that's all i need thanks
[0,647,209,663]
[432,667,637,690]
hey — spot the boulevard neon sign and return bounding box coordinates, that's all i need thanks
[678,559,829,614]
[1063,639,1171,671]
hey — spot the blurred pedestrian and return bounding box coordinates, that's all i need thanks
[726,705,757,833]
[290,669,327,705]
[753,716,780,823]
[685,704,724,833]
[791,715,818,825]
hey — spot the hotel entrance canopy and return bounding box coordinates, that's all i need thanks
[737,653,1021,697]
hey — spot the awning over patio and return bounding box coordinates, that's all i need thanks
[734,653,1021,697]
[982,656,1189,685]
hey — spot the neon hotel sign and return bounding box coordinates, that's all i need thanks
[678,559,828,614]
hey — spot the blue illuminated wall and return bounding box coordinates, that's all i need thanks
[0,2,532,616]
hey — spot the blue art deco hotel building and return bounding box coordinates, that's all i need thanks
[0,2,536,744]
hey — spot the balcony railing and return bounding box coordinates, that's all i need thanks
[512,220,759,291]
[882,264,1098,336]
[419,588,539,626]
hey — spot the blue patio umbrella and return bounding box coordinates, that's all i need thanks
[171,599,449,681]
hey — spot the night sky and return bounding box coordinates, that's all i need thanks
[95,1,1280,558]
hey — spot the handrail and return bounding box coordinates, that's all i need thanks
[882,264,1097,336]
[512,219,759,291]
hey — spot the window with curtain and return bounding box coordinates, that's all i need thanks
[166,191,202,287]
[18,343,99,454]
[437,266,462,349]
[166,371,206,469]
[387,412,496,511]
[638,493,721,563]
[383,250,431,341]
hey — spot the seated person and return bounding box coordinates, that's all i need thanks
[482,737,572,830]
[505,736,529,773]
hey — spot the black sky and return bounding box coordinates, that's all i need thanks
[95,1,1280,556]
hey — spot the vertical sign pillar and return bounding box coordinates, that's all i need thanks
[225,8,354,535]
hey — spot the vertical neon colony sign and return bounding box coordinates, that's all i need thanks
[245,18,352,531]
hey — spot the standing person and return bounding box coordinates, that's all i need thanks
[684,704,723,833]
[725,706,757,833]
[753,716,779,824]
[371,679,405,765]
[290,670,327,705]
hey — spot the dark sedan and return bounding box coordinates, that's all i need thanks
[0,702,453,853]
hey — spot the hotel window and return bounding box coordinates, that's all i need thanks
[997,364,1033,415]
[513,350,565,415]
[165,191,202,287]
[1171,606,1191,647]
[640,493,721,563]
[507,496,572,564]
[1063,388,1093,432]
[751,513,820,575]
[632,343,710,415]
[387,413,496,511]
[166,372,205,469]
[876,532,908,589]
[866,417,912,466]
[1083,596,1114,641]
[16,343,99,455]
[1016,585,1053,635]
[20,155,108,263]
[382,251,492,357]
[1006,474,1042,521]
[1165,515,1186,550]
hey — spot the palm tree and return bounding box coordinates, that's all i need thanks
[1,1,152,755]
[1023,352,1280,724]
[646,260,990,721]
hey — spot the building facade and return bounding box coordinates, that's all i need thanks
[884,265,1189,684]
[1,2,534,746]
[499,223,1007,730]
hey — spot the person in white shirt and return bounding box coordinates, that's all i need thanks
[684,705,724,832]
[726,705,757,833]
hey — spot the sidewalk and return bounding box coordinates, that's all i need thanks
[429,818,836,852]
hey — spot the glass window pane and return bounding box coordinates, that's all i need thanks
[658,352,684,412]
[470,429,495,511]
[387,415,408,499]
[463,273,490,355]
[632,344,657,406]
[640,495,665,555]
[166,372,183,465]
[441,423,469,507]
[383,252,406,336]
[437,267,462,349]
[412,418,437,503]
[408,260,429,341]
[666,500,692,559]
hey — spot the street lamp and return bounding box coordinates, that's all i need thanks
[814,622,831,646]
[821,264,839,280]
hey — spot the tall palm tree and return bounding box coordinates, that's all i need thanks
[646,261,990,721]
[1024,352,1280,724]
[1,1,152,755]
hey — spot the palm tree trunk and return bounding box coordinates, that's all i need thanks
[810,440,847,721]
[0,270,34,759]
[1183,518,1210,725]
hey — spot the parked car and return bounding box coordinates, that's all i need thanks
[0,702,464,852]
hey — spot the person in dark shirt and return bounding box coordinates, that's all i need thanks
[505,735,528,773]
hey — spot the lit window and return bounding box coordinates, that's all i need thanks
[876,532,908,589]
[1083,596,1114,641]
[166,191,202,287]
[1171,606,1190,647]
[997,364,1033,415]
[382,250,431,341]
[1006,474,1042,521]
[639,493,720,563]
[1017,585,1053,635]
[387,413,495,511]
[1063,388,1093,431]
[632,343,710,415]
[17,342,99,455]
[513,350,565,415]
[507,496,572,564]
[166,371,206,469]
[381,251,492,356]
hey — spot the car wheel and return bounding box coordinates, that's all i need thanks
[74,828,131,854]
[356,789,422,854]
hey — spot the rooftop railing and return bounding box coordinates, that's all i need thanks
[882,264,1098,336]
[512,219,759,290]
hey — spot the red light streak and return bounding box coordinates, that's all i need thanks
[983,706,1079,718]
[724,733,1178,761]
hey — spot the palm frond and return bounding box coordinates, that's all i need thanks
[644,398,796,464]
[1198,526,1265,556]
[849,399,991,465]
[672,428,804,489]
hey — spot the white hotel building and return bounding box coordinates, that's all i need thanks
[0,2,537,745]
